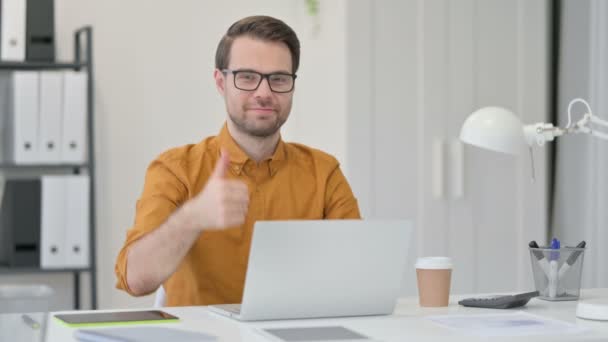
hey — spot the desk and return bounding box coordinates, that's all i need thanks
[5,289,608,341]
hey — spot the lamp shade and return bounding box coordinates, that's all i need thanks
[459,106,526,155]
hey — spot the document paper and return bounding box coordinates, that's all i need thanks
[427,311,588,337]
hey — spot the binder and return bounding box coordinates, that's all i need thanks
[0,179,41,267]
[40,175,90,269]
[38,71,62,163]
[25,0,55,61]
[40,175,66,268]
[64,175,90,268]
[0,0,27,61]
[0,71,40,164]
[61,71,87,163]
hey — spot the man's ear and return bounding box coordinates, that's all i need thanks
[214,69,226,96]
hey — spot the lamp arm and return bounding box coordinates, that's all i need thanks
[523,123,564,147]
[588,113,608,127]
[589,130,608,140]
[567,99,608,140]
[526,98,608,143]
[575,118,608,140]
[585,115,608,140]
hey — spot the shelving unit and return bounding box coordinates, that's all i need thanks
[0,26,97,310]
[0,62,87,70]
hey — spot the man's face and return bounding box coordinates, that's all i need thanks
[214,36,294,138]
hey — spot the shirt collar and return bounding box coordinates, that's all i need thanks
[216,123,287,176]
[217,123,249,166]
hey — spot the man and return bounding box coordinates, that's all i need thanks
[115,15,361,306]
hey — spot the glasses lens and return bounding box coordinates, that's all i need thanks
[268,74,294,92]
[234,71,262,90]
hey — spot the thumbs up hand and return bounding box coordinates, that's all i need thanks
[185,149,250,231]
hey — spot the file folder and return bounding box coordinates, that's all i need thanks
[0,71,40,164]
[40,175,66,268]
[0,179,41,267]
[40,175,90,268]
[64,175,90,268]
[0,0,26,61]
[38,71,62,163]
[25,0,55,61]
[61,71,87,163]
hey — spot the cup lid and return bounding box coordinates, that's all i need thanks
[415,256,453,269]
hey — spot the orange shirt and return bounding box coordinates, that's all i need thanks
[115,124,361,306]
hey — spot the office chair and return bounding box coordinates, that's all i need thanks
[153,286,166,308]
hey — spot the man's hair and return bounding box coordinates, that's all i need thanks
[215,16,301,73]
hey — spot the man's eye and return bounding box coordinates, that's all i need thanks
[271,75,288,83]
[238,73,257,81]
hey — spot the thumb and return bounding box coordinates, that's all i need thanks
[211,148,230,179]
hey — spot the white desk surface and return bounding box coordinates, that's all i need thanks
[21,288,608,341]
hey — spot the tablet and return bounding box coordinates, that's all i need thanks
[54,310,178,327]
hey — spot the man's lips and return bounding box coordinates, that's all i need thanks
[248,108,275,112]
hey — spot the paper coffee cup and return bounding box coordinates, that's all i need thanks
[415,257,453,307]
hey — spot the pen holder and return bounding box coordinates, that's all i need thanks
[529,247,585,301]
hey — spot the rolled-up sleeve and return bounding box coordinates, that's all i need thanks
[323,164,361,219]
[114,159,187,295]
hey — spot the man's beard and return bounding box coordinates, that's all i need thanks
[228,110,287,138]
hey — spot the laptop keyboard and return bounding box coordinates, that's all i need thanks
[220,304,241,314]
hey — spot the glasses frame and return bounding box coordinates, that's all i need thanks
[222,69,297,93]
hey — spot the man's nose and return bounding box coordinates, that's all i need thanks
[254,77,273,97]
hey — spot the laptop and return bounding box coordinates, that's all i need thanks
[208,219,412,321]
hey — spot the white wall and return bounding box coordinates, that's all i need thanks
[288,0,348,168]
[347,0,549,295]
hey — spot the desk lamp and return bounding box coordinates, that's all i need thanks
[459,98,608,321]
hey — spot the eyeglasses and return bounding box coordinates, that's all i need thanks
[222,69,297,93]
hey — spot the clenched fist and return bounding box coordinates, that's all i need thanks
[185,149,250,231]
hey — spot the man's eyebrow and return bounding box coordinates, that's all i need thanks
[269,69,293,74]
[232,68,293,74]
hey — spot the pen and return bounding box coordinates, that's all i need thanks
[550,238,560,261]
[21,314,40,330]
[558,241,586,279]
[529,241,550,277]
[549,238,560,298]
